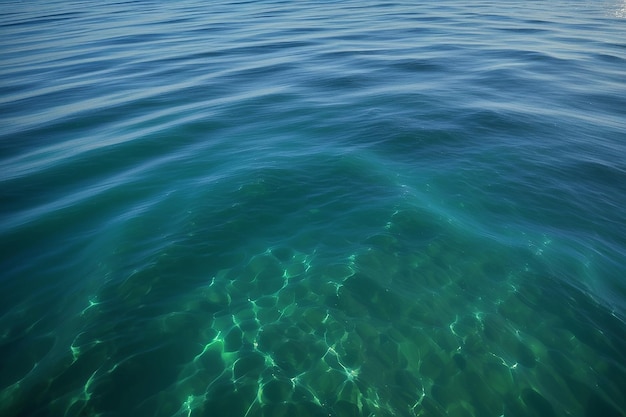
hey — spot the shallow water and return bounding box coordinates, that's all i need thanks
[1,1,626,416]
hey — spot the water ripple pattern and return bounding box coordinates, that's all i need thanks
[1,1,626,416]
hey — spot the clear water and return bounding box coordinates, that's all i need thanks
[1,1,626,416]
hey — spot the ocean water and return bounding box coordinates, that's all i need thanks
[1,0,626,416]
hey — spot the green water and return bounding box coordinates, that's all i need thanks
[1,0,626,416]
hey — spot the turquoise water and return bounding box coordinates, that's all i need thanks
[2,0,626,416]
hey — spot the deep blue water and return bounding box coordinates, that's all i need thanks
[1,1,626,416]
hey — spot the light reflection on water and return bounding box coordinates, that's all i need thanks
[1,1,625,416]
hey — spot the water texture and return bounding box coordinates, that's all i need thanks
[1,1,626,416]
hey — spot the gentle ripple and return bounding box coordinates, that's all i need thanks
[1,1,626,416]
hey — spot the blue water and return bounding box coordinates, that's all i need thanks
[2,1,626,416]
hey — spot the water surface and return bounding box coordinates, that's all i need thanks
[1,1,626,416]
